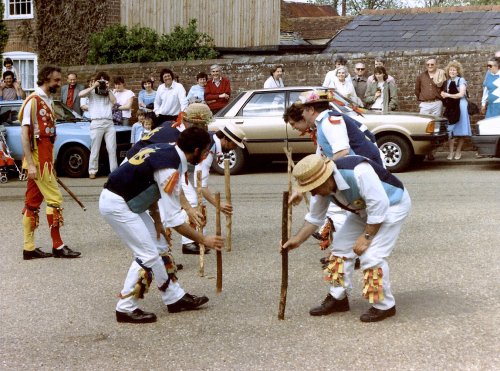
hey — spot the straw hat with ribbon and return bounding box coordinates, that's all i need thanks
[183,103,213,129]
[296,89,335,106]
[292,154,335,193]
[221,122,246,149]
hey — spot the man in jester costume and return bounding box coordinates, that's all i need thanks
[20,65,81,260]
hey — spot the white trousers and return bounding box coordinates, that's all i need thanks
[181,180,200,245]
[89,119,118,175]
[419,101,443,117]
[99,189,185,313]
[329,190,411,310]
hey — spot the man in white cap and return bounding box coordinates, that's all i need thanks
[282,154,411,322]
[181,121,246,254]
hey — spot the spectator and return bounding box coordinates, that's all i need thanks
[0,71,25,101]
[112,76,135,126]
[352,62,368,100]
[205,64,231,114]
[481,56,500,118]
[332,66,361,106]
[142,117,152,137]
[441,60,471,160]
[263,65,284,88]
[367,57,396,85]
[364,66,398,112]
[323,55,352,88]
[154,68,188,127]
[138,78,156,117]
[131,110,147,144]
[187,72,208,103]
[79,79,92,119]
[2,58,19,82]
[79,71,118,179]
[61,73,85,114]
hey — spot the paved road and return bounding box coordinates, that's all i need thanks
[1,153,499,370]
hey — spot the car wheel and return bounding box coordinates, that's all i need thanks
[211,147,246,175]
[59,145,90,178]
[377,135,412,173]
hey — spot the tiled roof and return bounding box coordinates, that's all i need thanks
[324,6,500,53]
[282,1,338,18]
[287,16,353,40]
[280,31,310,46]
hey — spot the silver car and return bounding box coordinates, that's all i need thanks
[208,87,448,173]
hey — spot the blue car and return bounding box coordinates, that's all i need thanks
[0,100,131,178]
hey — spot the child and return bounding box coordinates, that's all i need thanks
[130,111,146,144]
[141,118,153,138]
[2,58,19,82]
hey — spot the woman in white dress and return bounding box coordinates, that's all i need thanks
[264,65,284,88]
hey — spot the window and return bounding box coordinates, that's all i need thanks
[2,52,37,94]
[240,92,285,117]
[3,0,33,19]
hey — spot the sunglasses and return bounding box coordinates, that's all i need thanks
[356,68,365,71]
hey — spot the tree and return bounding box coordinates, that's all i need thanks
[0,1,9,65]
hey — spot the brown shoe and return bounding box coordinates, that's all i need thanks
[309,294,349,316]
[89,174,96,179]
[360,306,396,322]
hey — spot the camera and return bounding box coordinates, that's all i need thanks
[95,79,109,96]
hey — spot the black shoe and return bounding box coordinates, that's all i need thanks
[182,243,210,255]
[23,248,53,260]
[309,294,349,316]
[167,293,209,313]
[354,258,361,270]
[116,308,157,323]
[360,306,396,323]
[53,246,81,258]
[319,256,329,265]
[176,263,184,271]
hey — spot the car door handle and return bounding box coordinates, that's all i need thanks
[234,121,244,125]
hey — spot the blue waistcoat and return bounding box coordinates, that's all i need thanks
[333,156,404,209]
[316,110,383,166]
[127,125,181,158]
[106,143,181,204]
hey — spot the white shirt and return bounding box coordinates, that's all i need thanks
[154,81,188,116]
[263,76,284,89]
[371,82,385,110]
[194,134,222,188]
[305,162,390,226]
[21,87,54,135]
[315,110,350,156]
[323,69,353,88]
[155,145,189,228]
[113,89,135,118]
[86,90,113,121]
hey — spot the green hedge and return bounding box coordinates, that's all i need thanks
[87,19,218,65]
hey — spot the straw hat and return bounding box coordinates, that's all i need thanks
[297,89,334,106]
[292,154,334,193]
[221,122,246,148]
[183,103,213,128]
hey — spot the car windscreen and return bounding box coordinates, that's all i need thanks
[214,92,246,117]
[53,101,86,122]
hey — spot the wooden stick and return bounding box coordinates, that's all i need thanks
[215,192,223,293]
[278,191,289,320]
[57,177,86,211]
[224,158,232,252]
[196,170,205,277]
[284,147,293,238]
[283,147,309,211]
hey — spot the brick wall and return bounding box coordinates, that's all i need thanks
[61,46,497,130]
[4,18,37,53]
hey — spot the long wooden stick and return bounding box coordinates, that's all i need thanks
[57,178,86,211]
[284,147,293,238]
[278,191,289,320]
[224,159,232,252]
[283,148,309,210]
[196,170,205,277]
[215,192,223,293]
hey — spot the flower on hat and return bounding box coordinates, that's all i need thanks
[297,89,332,105]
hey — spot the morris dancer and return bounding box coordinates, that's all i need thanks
[99,127,224,323]
[282,154,411,322]
[20,65,81,260]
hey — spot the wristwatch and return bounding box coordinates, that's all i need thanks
[364,233,374,241]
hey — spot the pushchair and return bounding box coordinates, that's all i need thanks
[0,124,26,183]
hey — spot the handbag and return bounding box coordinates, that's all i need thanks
[463,78,480,115]
[443,80,460,124]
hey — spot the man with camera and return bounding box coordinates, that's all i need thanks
[79,72,117,179]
